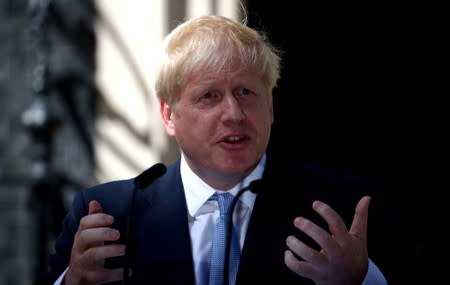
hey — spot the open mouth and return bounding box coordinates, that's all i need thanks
[222,135,246,144]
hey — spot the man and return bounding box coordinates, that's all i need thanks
[37,15,388,285]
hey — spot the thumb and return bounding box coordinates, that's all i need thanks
[88,200,103,215]
[349,196,371,239]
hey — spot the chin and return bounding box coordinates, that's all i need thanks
[221,160,255,174]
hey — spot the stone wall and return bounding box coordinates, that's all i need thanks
[0,1,96,284]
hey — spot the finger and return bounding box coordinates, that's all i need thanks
[76,227,121,251]
[82,267,126,285]
[312,200,349,238]
[286,235,325,266]
[284,250,317,280]
[89,200,103,214]
[103,268,130,284]
[82,243,126,270]
[73,202,116,254]
[77,200,113,232]
[293,217,339,255]
[349,196,371,240]
[78,212,115,231]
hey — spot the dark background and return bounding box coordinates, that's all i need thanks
[246,1,439,284]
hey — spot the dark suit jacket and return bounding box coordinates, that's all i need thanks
[36,152,389,285]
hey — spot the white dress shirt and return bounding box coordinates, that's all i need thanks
[180,153,262,285]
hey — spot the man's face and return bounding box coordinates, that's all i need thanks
[161,64,273,188]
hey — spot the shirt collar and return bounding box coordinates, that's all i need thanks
[181,153,266,218]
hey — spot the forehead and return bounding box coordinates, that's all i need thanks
[189,56,259,80]
[187,64,262,87]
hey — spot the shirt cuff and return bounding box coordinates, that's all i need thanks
[53,267,68,285]
[362,259,388,285]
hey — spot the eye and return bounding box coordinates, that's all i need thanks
[200,91,217,100]
[195,91,220,108]
[237,87,251,97]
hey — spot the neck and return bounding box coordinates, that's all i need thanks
[196,168,254,190]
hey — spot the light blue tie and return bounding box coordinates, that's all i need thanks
[209,193,241,285]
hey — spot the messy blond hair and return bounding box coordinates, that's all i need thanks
[154,15,281,106]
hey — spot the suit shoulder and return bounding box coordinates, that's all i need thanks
[82,178,134,197]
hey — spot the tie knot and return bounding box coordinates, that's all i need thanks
[211,192,235,215]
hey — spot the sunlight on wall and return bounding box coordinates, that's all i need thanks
[94,0,241,182]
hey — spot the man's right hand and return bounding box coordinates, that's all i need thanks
[64,200,126,285]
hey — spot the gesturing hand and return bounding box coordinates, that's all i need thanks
[284,196,371,285]
[64,200,126,285]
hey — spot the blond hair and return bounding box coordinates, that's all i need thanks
[154,15,281,106]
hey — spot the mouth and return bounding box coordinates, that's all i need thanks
[221,135,247,144]
[220,135,249,146]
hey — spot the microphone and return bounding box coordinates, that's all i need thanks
[133,163,167,189]
[223,179,263,285]
[123,163,166,284]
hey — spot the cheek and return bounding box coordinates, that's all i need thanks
[265,98,274,124]
[258,99,274,123]
[173,111,206,137]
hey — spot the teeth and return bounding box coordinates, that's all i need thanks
[225,136,242,142]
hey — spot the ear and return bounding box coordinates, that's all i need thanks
[160,100,176,137]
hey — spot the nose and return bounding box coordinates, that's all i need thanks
[222,94,246,122]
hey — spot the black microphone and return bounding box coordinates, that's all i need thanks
[123,163,166,284]
[223,179,263,285]
[133,163,167,190]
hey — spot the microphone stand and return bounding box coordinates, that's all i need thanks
[122,163,166,284]
[122,180,139,284]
